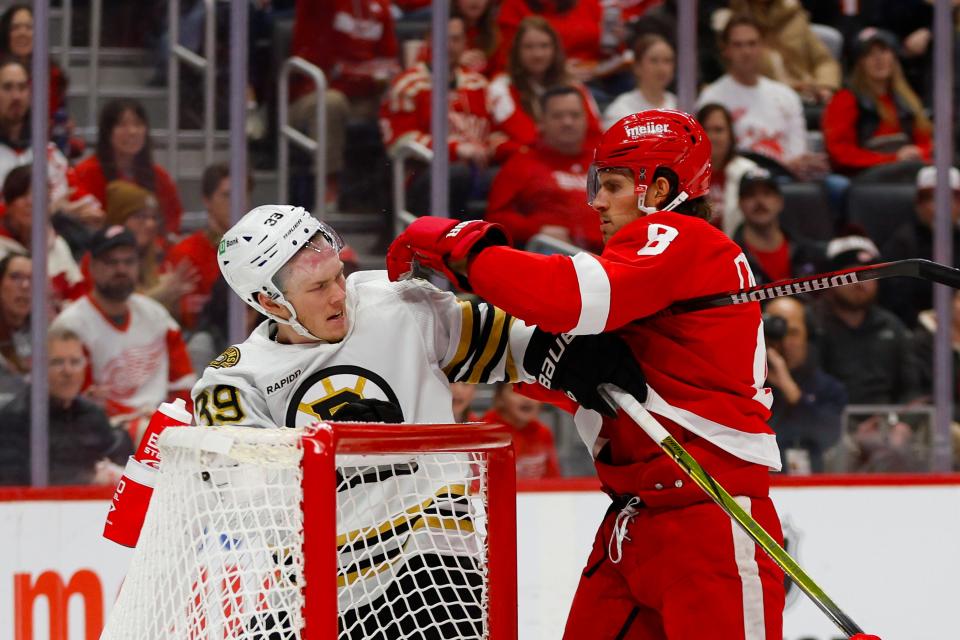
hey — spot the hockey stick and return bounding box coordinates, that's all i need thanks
[655,258,960,318]
[599,383,866,638]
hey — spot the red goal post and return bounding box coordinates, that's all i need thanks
[102,422,518,640]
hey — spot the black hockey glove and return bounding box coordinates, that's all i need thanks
[522,328,647,418]
[330,398,404,423]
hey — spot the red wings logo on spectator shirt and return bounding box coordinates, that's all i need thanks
[101,337,167,399]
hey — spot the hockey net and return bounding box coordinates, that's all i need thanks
[101,423,517,640]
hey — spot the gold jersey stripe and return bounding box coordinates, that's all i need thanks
[443,301,476,378]
[336,484,469,547]
[465,308,507,384]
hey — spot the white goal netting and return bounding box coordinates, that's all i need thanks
[101,425,494,640]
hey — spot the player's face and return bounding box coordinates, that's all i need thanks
[110,109,147,159]
[282,249,348,342]
[591,171,641,243]
[48,337,86,406]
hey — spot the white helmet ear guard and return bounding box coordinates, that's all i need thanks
[218,204,344,339]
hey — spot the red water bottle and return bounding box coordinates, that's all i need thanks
[103,398,192,547]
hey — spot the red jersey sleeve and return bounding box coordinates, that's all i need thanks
[380,68,454,158]
[469,213,742,334]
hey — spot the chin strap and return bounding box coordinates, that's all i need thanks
[637,190,690,215]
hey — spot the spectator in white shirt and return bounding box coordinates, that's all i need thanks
[602,34,677,129]
[696,14,827,181]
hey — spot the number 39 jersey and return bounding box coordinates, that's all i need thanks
[192,270,533,429]
[469,211,781,471]
[192,270,533,615]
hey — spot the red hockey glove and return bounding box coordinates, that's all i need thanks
[386,217,508,290]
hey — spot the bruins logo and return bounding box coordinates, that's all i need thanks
[208,346,241,369]
[284,365,402,428]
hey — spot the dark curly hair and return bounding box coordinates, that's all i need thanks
[96,98,156,192]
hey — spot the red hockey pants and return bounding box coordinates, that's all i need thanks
[562,496,785,640]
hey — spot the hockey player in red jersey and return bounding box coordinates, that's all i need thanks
[387,110,789,639]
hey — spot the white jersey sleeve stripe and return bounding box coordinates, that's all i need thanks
[570,252,611,335]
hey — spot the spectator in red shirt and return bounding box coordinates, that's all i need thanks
[288,0,400,208]
[487,85,602,252]
[822,28,932,176]
[482,383,561,479]
[732,168,825,284]
[74,98,184,235]
[487,16,602,162]
[164,162,247,331]
[380,15,493,218]
[453,0,501,76]
[496,0,602,79]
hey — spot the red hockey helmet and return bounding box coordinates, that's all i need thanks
[587,109,712,212]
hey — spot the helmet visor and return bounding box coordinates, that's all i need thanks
[270,222,346,292]
[586,164,601,205]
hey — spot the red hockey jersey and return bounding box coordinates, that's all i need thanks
[469,212,780,474]
[486,143,602,251]
[380,63,491,160]
[487,74,602,162]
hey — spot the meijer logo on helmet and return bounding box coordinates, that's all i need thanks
[626,123,670,138]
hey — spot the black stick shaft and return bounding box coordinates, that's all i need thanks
[656,259,960,318]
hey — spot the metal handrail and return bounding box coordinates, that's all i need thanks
[57,0,71,73]
[390,139,432,236]
[166,0,216,182]
[278,56,326,214]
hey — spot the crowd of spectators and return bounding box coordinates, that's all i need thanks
[3,0,960,484]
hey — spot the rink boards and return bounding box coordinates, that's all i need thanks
[0,477,957,640]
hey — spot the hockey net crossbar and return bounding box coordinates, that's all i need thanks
[102,423,517,640]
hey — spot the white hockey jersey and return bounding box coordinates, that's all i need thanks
[192,271,534,615]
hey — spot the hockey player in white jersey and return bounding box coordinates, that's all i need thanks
[195,205,646,640]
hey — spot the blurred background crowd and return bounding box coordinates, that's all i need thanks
[0,0,958,486]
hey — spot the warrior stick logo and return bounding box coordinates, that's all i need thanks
[729,273,860,304]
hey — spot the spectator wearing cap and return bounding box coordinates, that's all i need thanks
[0,326,134,486]
[486,85,603,252]
[821,28,932,176]
[732,168,825,284]
[0,165,85,307]
[52,225,195,435]
[815,234,920,405]
[764,296,847,474]
[101,179,197,313]
[879,166,960,327]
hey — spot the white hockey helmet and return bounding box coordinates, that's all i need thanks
[218,204,344,339]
